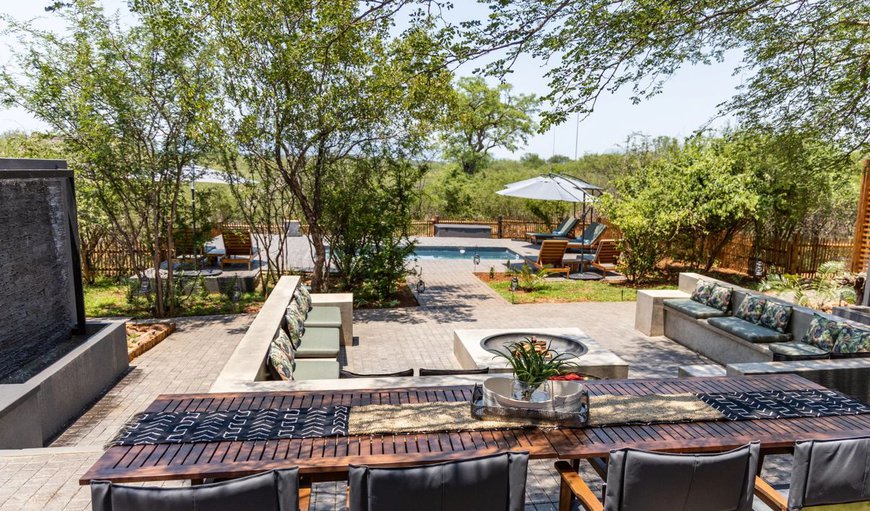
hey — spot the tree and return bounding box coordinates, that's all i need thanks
[197,0,452,291]
[1,1,221,316]
[462,0,870,151]
[442,77,539,174]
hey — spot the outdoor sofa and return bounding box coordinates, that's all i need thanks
[661,273,870,365]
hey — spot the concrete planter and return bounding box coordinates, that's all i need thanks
[0,320,128,448]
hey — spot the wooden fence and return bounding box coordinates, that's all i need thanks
[85,218,852,279]
[716,233,853,278]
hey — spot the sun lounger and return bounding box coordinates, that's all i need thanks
[566,222,606,253]
[527,217,579,244]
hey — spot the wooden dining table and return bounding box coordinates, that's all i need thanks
[80,374,870,485]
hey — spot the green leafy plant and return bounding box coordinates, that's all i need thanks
[760,260,857,310]
[505,263,550,292]
[493,338,576,400]
[488,266,496,279]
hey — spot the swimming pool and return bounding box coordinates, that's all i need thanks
[411,246,523,261]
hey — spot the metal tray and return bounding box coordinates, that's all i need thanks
[470,384,589,427]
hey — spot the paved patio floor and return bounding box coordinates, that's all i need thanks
[0,238,790,509]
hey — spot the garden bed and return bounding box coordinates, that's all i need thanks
[126,322,176,361]
[475,273,675,304]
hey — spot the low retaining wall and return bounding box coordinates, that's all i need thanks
[726,359,870,404]
[0,320,128,448]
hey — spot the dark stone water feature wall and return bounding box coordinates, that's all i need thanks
[0,160,83,382]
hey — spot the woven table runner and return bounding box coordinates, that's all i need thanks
[110,389,870,446]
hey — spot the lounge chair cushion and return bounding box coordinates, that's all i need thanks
[759,301,793,333]
[706,285,732,312]
[90,468,300,511]
[690,279,716,304]
[295,327,340,358]
[663,299,727,320]
[801,314,846,351]
[348,452,529,511]
[832,324,870,356]
[735,294,766,324]
[707,316,792,343]
[768,342,829,360]
[293,359,340,380]
[304,306,342,329]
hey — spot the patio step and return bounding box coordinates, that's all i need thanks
[678,364,727,377]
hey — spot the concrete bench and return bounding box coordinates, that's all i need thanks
[678,364,727,377]
[726,358,870,404]
[311,293,353,346]
[635,289,689,336]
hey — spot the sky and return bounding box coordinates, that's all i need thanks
[0,1,746,159]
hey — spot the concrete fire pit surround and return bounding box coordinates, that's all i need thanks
[454,327,629,379]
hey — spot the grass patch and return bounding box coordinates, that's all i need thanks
[84,277,264,319]
[484,277,676,304]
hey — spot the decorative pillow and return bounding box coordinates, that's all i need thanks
[268,344,295,381]
[296,285,312,312]
[690,279,715,305]
[285,302,306,328]
[284,317,304,349]
[759,301,793,333]
[706,285,732,312]
[800,315,845,352]
[735,295,766,324]
[271,329,294,358]
[833,325,870,355]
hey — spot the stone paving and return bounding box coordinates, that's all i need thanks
[0,238,790,510]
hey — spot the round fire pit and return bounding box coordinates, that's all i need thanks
[480,332,589,358]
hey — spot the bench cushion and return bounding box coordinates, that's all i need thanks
[293,359,340,380]
[295,327,340,358]
[707,316,792,343]
[768,342,829,361]
[664,299,728,320]
[304,306,342,329]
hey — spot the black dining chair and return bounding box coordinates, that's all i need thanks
[91,468,305,511]
[348,452,529,511]
[556,443,760,511]
[755,436,870,510]
[418,367,490,376]
[339,368,414,378]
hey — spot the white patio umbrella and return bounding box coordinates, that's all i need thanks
[497,173,600,216]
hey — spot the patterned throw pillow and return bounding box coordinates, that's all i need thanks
[284,317,304,349]
[295,285,312,312]
[735,295,766,324]
[706,285,732,312]
[285,302,306,329]
[759,301,793,333]
[832,325,870,355]
[690,279,715,305]
[269,344,295,381]
[272,329,294,358]
[800,315,845,352]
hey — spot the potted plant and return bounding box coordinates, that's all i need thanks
[494,337,577,401]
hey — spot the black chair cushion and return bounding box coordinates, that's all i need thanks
[348,452,528,511]
[789,436,870,508]
[603,443,760,511]
[91,468,299,511]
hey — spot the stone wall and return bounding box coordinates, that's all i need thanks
[0,176,77,380]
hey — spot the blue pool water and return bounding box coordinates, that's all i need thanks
[412,246,523,261]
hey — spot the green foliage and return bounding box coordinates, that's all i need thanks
[441,77,539,174]
[760,261,858,310]
[323,157,423,305]
[492,338,577,397]
[506,263,549,292]
[465,0,870,150]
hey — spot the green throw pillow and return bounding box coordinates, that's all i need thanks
[268,344,295,381]
[272,329,294,358]
[296,285,312,312]
[706,285,732,312]
[832,324,870,355]
[690,279,715,305]
[801,315,845,352]
[735,295,766,324]
[759,301,792,333]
